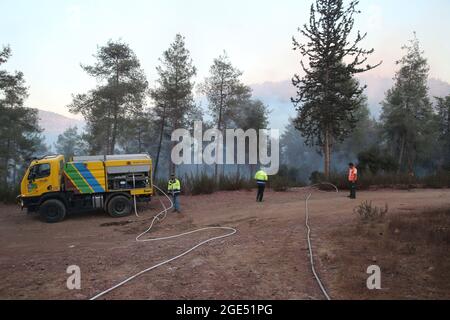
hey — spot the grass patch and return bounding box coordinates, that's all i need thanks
[325,205,450,299]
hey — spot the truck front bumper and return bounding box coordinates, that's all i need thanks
[17,196,40,213]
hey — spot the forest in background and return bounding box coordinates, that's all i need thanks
[1,0,450,202]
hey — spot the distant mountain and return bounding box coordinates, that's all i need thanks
[36,75,450,146]
[250,76,450,130]
[37,110,84,149]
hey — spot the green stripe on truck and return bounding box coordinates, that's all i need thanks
[64,163,93,193]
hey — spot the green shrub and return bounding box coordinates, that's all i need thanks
[422,171,450,189]
[307,171,449,191]
[156,168,450,197]
[218,175,253,191]
[179,173,254,195]
[270,175,290,192]
[183,173,216,195]
[354,200,388,222]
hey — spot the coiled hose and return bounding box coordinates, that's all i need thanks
[90,185,237,300]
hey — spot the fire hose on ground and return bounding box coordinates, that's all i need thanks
[90,185,237,300]
[89,183,338,300]
[300,183,339,300]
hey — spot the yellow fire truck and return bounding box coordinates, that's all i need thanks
[17,154,153,223]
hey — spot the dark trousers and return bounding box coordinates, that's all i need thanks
[172,193,180,211]
[349,181,356,199]
[257,184,266,202]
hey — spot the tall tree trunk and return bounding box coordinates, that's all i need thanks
[104,107,112,155]
[215,76,225,184]
[250,164,256,180]
[171,77,180,178]
[4,138,11,186]
[221,134,226,179]
[323,129,331,179]
[12,163,17,187]
[170,140,177,176]
[169,115,178,177]
[214,155,219,183]
[323,67,331,179]
[3,157,9,187]
[110,101,119,155]
[110,65,120,155]
[138,126,142,153]
[153,114,166,179]
[397,135,406,174]
[215,122,222,184]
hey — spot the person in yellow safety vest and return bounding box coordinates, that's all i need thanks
[255,169,269,202]
[168,174,181,213]
[348,163,358,199]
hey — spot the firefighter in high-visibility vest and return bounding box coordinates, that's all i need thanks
[348,163,358,199]
[168,174,181,213]
[255,169,269,202]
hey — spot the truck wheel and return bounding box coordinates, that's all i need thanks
[39,199,67,223]
[107,195,132,218]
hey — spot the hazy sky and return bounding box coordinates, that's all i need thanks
[1,0,450,117]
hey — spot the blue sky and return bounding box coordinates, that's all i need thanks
[1,0,450,117]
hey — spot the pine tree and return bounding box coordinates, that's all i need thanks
[117,107,162,155]
[291,0,381,178]
[233,98,269,177]
[150,34,199,178]
[380,34,434,174]
[54,126,86,160]
[200,52,251,181]
[68,40,148,155]
[0,45,46,200]
[335,98,379,158]
[280,119,323,181]
[434,95,450,169]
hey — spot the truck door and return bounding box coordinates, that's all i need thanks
[27,162,52,197]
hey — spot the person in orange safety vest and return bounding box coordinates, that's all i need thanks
[348,163,358,199]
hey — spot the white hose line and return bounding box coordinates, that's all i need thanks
[133,195,139,218]
[90,185,237,300]
[302,183,338,301]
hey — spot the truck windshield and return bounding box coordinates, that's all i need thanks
[29,163,51,180]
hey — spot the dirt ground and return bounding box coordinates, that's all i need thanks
[0,188,449,300]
